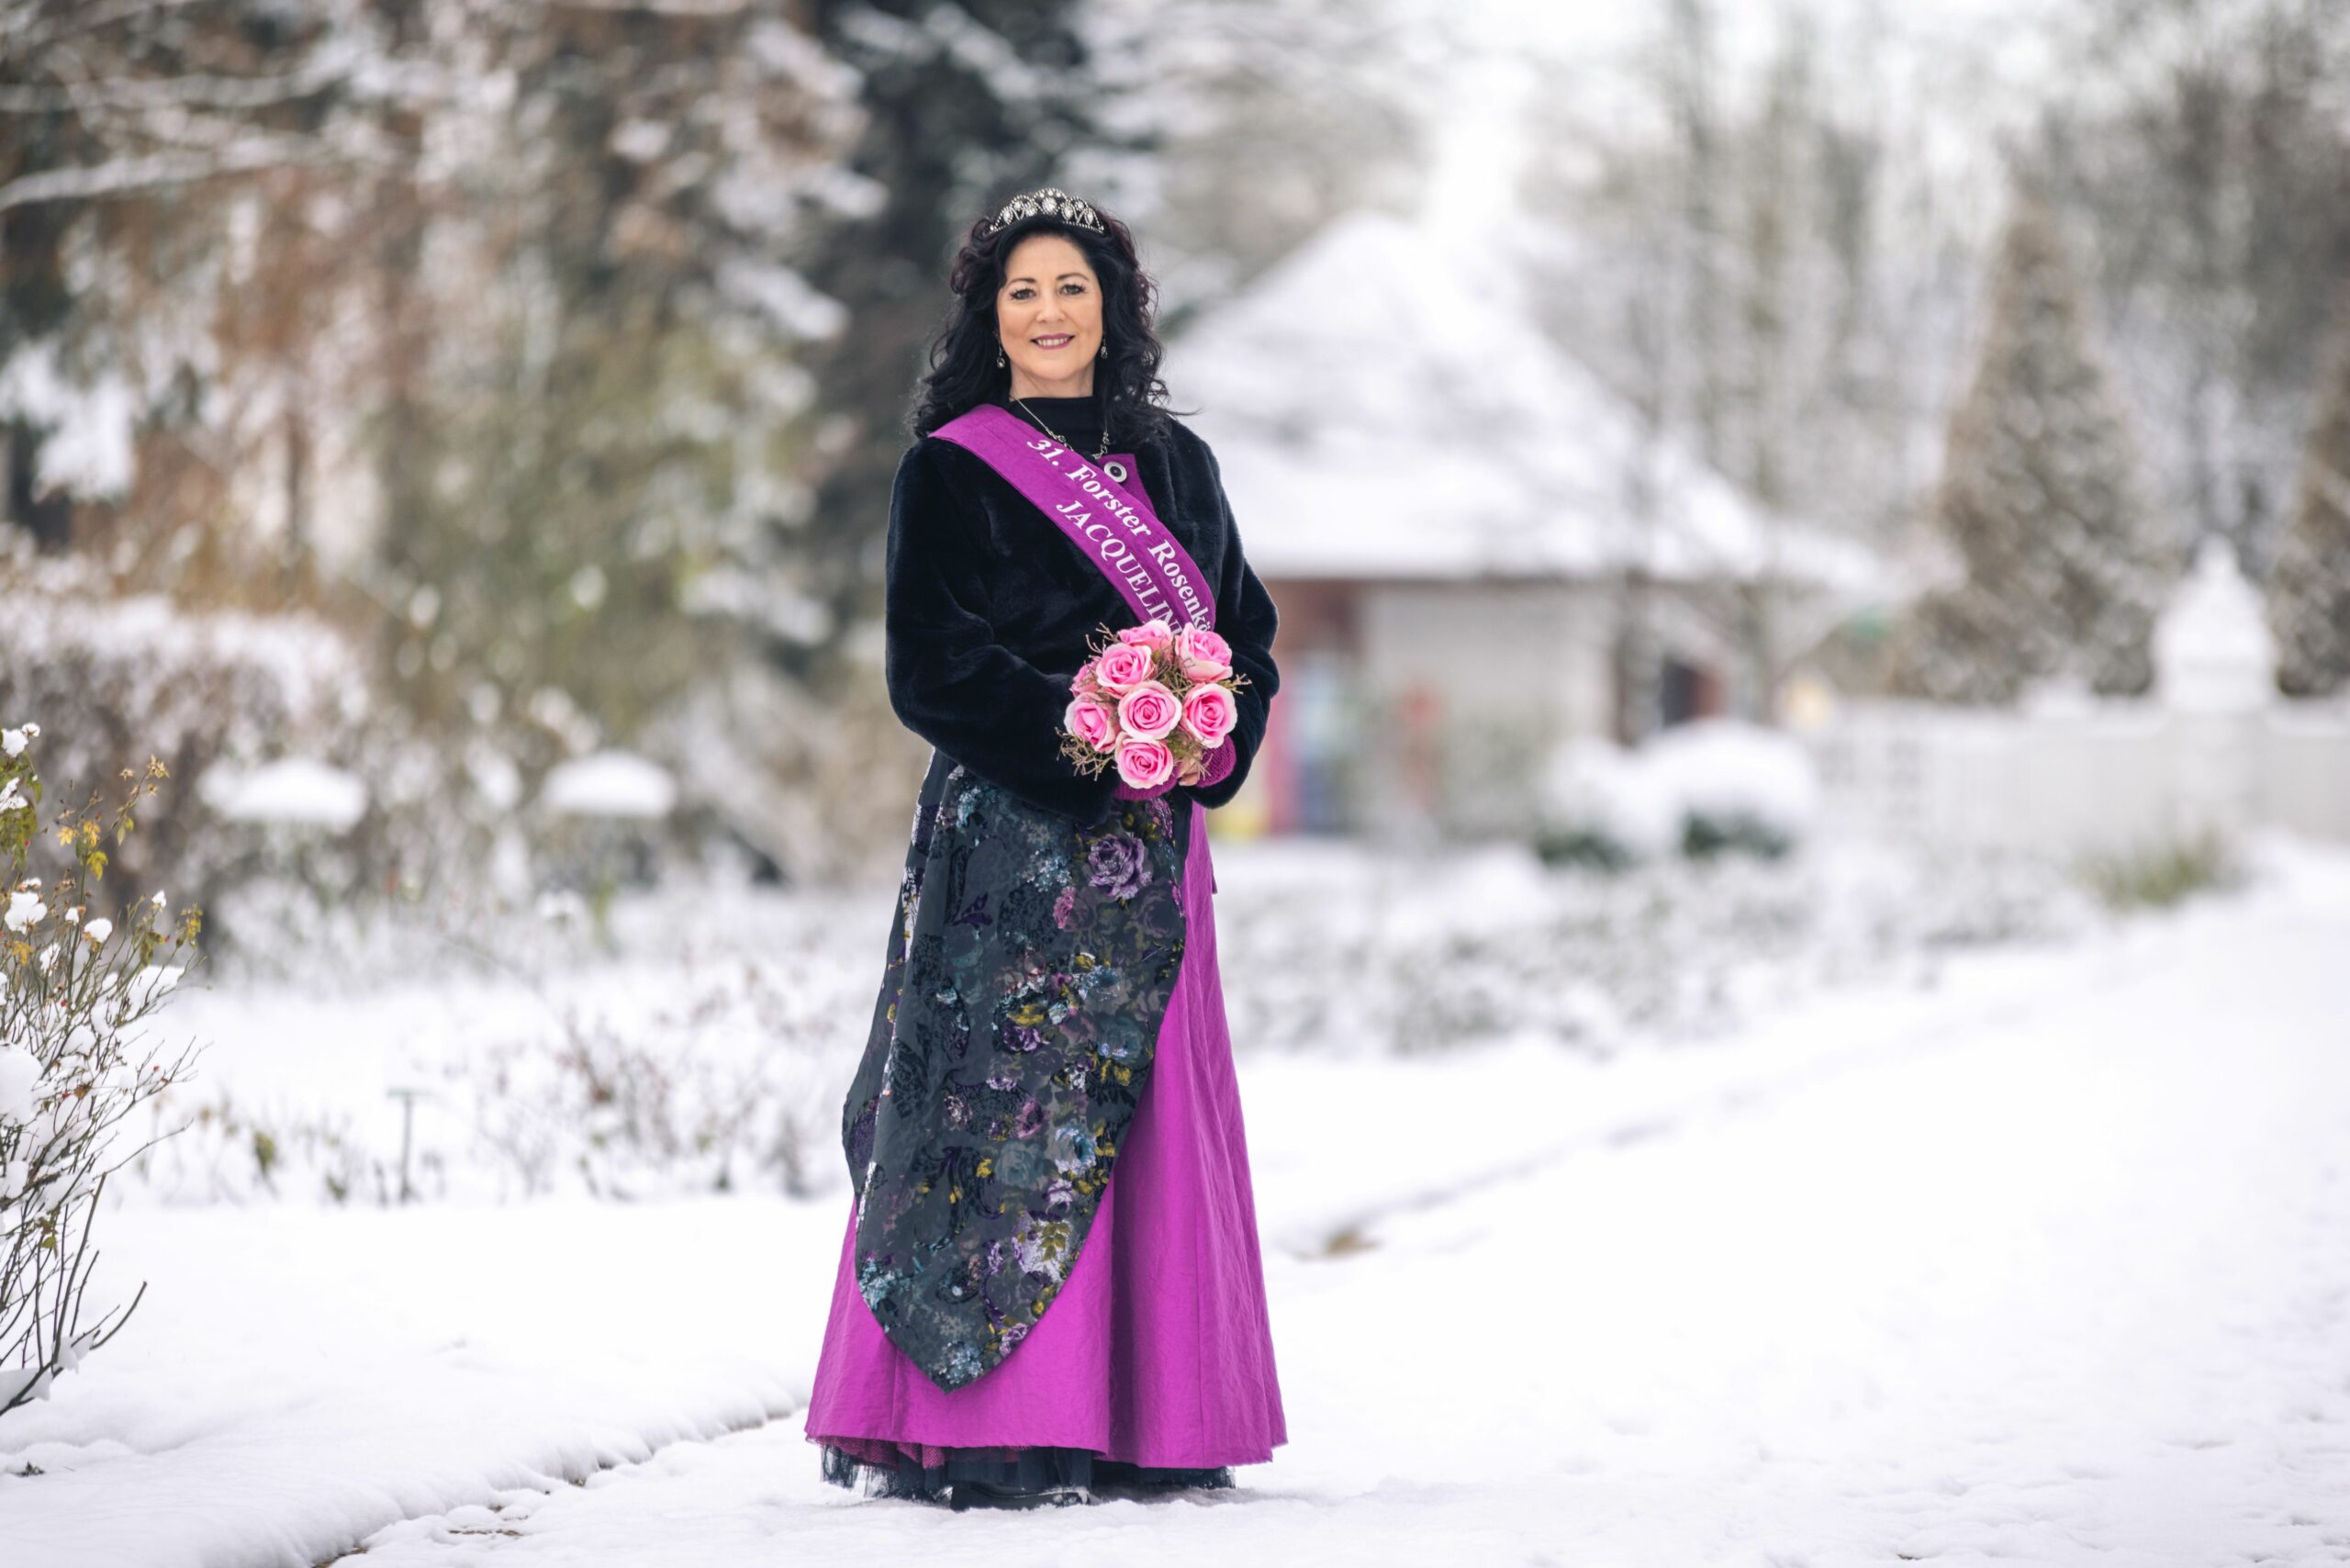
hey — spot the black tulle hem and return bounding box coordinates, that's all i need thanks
[816,1438,1238,1507]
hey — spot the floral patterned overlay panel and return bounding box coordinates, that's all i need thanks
[842,753,1191,1391]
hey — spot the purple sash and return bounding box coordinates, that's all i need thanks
[932,404,1216,632]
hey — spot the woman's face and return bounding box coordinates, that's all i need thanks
[995,232,1104,399]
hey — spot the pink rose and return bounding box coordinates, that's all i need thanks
[1114,735,1175,790]
[1181,682,1237,746]
[1119,618,1176,653]
[1065,698,1116,752]
[1174,624,1233,681]
[1093,642,1157,692]
[1114,679,1182,741]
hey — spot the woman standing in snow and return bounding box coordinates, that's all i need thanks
[801,186,1288,1508]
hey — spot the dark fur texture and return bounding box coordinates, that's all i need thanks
[884,416,1279,826]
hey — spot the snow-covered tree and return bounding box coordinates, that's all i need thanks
[2267,280,2350,696]
[1077,0,1436,319]
[2040,0,2350,575]
[1888,183,2174,703]
[782,0,1116,689]
[0,1,375,560]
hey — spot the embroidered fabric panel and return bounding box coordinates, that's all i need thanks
[842,751,1189,1390]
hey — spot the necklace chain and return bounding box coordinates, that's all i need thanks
[1012,394,1112,461]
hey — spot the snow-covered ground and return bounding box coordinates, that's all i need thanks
[7,835,2350,1565]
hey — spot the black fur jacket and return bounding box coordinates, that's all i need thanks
[883,413,1280,828]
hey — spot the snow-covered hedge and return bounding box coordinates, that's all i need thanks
[1538,720,1822,867]
[125,878,870,1205]
[0,553,374,933]
[1213,832,2092,1060]
[110,826,2110,1210]
[0,553,660,980]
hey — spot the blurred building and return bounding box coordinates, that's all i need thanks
[1175,208,1881,839]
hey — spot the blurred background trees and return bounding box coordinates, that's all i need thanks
[5,0,2349,938]
[1886,183,2168,702]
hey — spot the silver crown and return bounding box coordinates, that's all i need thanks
[987,185,1105,236]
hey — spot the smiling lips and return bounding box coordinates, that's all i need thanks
[1032,333,1074,349]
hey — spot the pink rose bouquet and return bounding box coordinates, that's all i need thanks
[1058,617,1250,800]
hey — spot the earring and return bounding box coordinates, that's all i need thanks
[997,345,1007,368]
[1098,342,1108,359]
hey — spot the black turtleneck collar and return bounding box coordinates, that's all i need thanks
[1002,390,1106,434]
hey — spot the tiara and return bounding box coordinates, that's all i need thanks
[987,185,1105,236]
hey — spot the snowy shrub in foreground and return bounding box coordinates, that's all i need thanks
[0,721,206,1413]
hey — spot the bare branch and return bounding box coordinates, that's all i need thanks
[0,134,344,212]
[527,0,751,13]
[0,0,212,62]
[0,55,352,115]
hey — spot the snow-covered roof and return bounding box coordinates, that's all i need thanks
[1170,209,1879,593]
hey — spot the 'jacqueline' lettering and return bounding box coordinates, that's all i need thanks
[933,407,1218,634]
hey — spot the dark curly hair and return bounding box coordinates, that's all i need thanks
[909,197,1180,448]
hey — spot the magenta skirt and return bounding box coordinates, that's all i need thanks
[805,798,1287,1483]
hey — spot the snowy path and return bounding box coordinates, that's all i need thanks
[12,848,2350,1565]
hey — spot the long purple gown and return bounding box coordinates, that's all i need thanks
[804,797,1287,1486]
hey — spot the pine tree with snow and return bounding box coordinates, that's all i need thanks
[1888,183,2174,702]
[2267,281,2350,697]
[789,1,1121,684]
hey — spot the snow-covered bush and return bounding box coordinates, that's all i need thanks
[2077,824,2246,911]
[458,957,845,1202]
[0,553,617,983]
[1215,833,2098,1059]
[0,553,372,935]
[125,876,866,1205]
[1648,720,1820,859]
[1537,720,1821,868]
[0,719,206,1413]
[1535,736,1680,868]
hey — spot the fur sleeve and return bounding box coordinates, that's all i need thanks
[883,441,1124,826]
[1184,438,1281,812]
